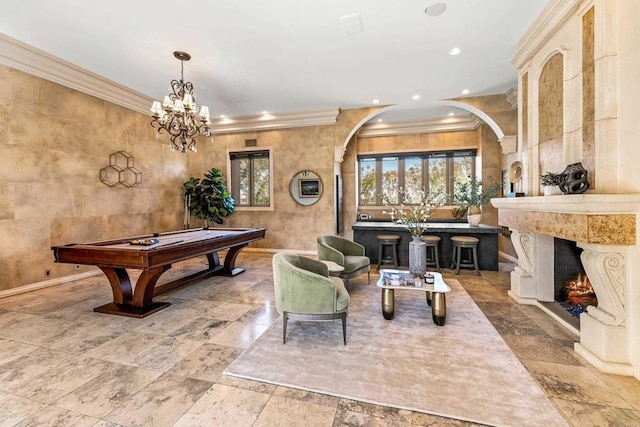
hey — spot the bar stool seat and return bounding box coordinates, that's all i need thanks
[450,236,480,276]
[376,234,400,271]
[421,235,441,271]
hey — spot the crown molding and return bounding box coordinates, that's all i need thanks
[211,109,340,134]
[0,32,153,115]
[513,0,583,68]
[0,32,340,132]
[357,115,481,138]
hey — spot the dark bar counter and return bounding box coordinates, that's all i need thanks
[352,222,501,271]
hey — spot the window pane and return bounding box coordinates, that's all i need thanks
[237,158,250,206]
[428,157,446,198]
[381,157,398,204]
[453,156,473,200]
[404,157,422,203]
[359,158,377,205]
[252,157,270,206]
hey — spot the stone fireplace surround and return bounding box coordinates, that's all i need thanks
[492,194,640,377]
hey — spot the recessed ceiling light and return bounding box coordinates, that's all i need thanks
[448,112,455,116]
[262,111,269,114]
[372,99,380,104]
[377,119,383,122]
[449,47,462,56]
[220,114,226,118]
[425,3,447,17]
[412,94,420,100]
[462,89,470,95]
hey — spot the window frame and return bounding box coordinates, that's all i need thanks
[357,150,477,207]
[227,147,274,211]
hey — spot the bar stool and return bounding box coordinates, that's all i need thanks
[376,234,400,271]
[421,235,441,271]
[450,236,480,276]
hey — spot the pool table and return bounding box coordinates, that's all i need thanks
[52,227,266,318]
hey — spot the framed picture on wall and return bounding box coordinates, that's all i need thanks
[299,179,320,197]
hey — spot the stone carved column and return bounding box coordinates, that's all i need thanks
[512,229,534,276]
[580,247,625,326]
[575,243,630,372]
[508,229,538,302]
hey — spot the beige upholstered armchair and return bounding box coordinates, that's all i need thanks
[316,235,371,286]
[272,252,350,345]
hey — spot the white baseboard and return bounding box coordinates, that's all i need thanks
[0,270,102,299]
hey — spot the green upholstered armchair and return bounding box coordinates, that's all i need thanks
[272,252,350,345]
[316,235,370,286]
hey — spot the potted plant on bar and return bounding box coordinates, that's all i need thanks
[541,172,563,195]
[183,168,235,228]
[453,176,501,226]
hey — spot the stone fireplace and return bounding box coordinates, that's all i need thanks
[492,194,640,376]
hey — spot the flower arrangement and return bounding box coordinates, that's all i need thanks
[541,172,563,186]
[384,188,445,237]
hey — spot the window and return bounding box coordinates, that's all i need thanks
[357,150,476,206]
[229,150,271,208]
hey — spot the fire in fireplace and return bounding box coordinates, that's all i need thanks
[554,238,598,319]
[557,272,598,318]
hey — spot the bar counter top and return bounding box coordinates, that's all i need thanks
[352,221,501,233]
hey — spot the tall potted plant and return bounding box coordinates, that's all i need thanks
[184,168,235,228]
[453,176,501,226]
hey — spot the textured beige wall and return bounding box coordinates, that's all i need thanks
[0,65,379,291]
[0,65,187,291]
[185,107,379,252]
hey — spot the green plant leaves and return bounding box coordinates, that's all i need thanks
[183,168,235,226]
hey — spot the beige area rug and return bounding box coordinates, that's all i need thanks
[225,279,568,427]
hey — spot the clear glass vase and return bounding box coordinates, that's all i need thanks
[409,236,427,277]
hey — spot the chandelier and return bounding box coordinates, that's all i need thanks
[150,51,211,153]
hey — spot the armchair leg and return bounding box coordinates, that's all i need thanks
[283,312,288,344]
[367,271,370,284]
[341,313,347,345]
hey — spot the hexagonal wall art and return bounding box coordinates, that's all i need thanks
[119,167,142,188]
[100,151,142,187]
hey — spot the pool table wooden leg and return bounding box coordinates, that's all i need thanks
[206,244,248,276]
[94,265,171,318]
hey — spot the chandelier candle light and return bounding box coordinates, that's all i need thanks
[150,51,211,153]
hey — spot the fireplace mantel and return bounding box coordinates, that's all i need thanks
[492,193,640,376]
[491,194,639,245]
[491,194,640,214]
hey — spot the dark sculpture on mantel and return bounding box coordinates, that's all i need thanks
[559,162,590,194]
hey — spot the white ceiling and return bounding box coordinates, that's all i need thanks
[0,0,549,124]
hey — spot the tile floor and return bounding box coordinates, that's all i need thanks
[1,252,640,426]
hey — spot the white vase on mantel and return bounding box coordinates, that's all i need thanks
[408,236,426,277]
[543,185,563,196]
